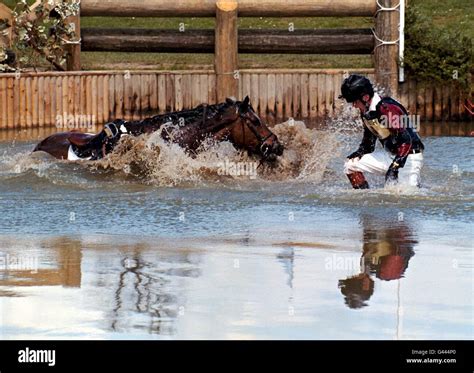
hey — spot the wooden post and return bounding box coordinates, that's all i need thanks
[215,0,238,102]
[374,0,399,95]
[66,2,81,71]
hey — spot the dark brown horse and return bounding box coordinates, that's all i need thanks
[33,96,284,162]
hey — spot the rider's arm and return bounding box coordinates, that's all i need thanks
[347,125,377,159]
[379,102,413,182]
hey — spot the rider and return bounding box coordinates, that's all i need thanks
[339,75,424,189]
[338,215,416,309]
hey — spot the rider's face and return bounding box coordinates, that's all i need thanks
[352,99,367,113]
[352,94,371,114]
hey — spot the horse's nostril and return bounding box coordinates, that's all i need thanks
[261,142,283,158]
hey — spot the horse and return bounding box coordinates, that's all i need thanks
[33,96,284,162]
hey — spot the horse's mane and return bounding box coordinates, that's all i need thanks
[126,101,233,133]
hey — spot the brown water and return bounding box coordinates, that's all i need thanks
[0,119,472,340]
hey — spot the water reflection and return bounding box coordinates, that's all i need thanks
[0,237,81,288]
[277,247,295,289]
[338,215,417,309]
[110,249,175,335]
[108,245,201,335]
[0,236,203,336]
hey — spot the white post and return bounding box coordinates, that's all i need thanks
[398,0,405,83]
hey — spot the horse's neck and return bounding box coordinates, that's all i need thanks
[124,103,228,136]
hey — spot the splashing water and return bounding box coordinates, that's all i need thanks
[269,121,341,182]
[83,120,341,186]
[0,116,472,204]
[0,148,56,180]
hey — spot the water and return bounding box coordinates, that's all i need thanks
[0,120,472,340]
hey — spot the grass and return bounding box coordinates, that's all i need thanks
[3,0,472,70]
[410,0,473,39]
[80,16,373,29]
[80,52,373,71]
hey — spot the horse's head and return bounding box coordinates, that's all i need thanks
[226,96,284,162]
[69,120,126,159]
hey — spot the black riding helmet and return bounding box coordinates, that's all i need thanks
[339,74,374,103]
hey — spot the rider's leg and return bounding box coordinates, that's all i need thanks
[398,153,424,188]
[344,149,393,189]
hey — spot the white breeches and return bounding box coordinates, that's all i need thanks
[344,149,424,187]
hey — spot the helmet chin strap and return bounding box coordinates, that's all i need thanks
[362,96,371,113]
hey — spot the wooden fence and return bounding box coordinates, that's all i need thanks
[1,0,405,98]
[76,0,397,98]
[0,69,470,130]
[1,0,441,128]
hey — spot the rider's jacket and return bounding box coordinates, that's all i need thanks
[354,93,424,168]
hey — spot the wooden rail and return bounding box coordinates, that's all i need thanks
[81,28,375,54]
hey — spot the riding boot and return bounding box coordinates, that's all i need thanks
[347,172,369,189]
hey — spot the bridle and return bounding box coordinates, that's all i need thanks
[238,110,278,156]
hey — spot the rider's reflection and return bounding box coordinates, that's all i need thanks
[338,214,417,309]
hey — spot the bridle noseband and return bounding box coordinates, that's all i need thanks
[239,112,278,155]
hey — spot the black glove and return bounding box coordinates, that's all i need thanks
[347,150,363,160]
[385,163,399,183]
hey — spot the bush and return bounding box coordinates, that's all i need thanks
[0,0,79,72]
[404,4,472,92]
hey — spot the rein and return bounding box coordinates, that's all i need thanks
[237,115,279,164]
[240,116,277,154]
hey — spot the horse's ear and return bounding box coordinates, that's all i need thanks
[226,97,237,105]
[239,95,250,113]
